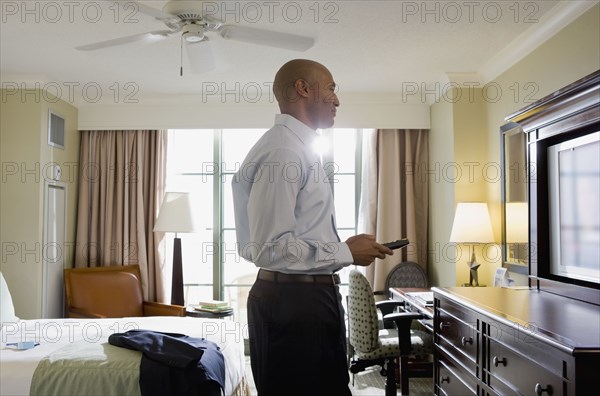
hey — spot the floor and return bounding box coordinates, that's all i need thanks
[244,356,434,396]
[350,367,433,396]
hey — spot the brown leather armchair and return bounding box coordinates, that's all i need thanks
[64,265,185,318]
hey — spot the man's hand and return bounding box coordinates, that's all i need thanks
[345,234,394,266]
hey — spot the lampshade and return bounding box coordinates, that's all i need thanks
[449,202,495,243]
[506,202,528,243]
[154,192,199,233]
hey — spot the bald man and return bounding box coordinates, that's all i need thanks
[232,59,392,395]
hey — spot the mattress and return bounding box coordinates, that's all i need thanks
[0,316,247,396]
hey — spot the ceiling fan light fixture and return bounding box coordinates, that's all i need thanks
[182,24,205,43]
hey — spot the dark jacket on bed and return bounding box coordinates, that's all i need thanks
[108,330,225,396]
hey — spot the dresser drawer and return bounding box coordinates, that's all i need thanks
[436,354,478,396]
[437,296,478,326]
[437,334,477,374]
[436,302,479,366]
[488,338,564,395]
[485,318,570,378]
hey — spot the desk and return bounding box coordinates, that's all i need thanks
[389,287,433,332]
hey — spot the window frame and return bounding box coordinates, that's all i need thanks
[167,128,364,301]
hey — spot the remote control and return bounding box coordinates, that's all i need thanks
[382,239,409,250]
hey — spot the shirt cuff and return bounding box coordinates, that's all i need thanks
[337,242,354,266]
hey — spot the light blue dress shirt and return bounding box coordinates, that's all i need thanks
[232,114,354,274]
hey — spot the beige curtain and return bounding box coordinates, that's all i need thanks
[74,130,168,302]
[358,129,429,291]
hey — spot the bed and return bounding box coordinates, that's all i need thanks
[0,275,249,396]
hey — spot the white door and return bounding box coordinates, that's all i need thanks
[42,182,66,318]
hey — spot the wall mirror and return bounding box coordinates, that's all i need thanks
[501,123,529,273]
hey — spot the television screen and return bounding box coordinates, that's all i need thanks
[548,131,600,284]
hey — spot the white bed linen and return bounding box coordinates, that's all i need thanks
[0,316,246,396]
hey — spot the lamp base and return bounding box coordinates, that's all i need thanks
[171,237,184,306]
[468,249,481,287]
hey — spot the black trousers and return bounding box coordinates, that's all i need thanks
[247,276,352,396]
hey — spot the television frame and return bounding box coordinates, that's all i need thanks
[504,70,600,304]
[547,132,600,285]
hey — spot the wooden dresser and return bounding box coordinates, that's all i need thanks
[432,287,600,395]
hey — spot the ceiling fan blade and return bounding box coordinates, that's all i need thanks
[132,1,178,21]
[219,25,314,51]
[185,40,216,74]
[76,30,172,51]
[98,0,178,22]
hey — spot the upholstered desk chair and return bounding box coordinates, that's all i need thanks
[64,265,185,318]
[347,270,432,396]
[374,261,429,330]
[374,261,428,298]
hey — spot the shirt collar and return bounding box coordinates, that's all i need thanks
[274,114,320,146]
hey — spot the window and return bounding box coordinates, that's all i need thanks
[165,128,363,323]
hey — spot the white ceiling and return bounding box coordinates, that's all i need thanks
[0,0,596,104]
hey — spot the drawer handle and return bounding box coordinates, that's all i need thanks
[534,383,553,395]
[461,336,473,346]
[441,376,450,384]
[439,322,450,331]
[493,356,507,367]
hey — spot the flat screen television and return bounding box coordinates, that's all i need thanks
[548,132,600,285]
[505,69,599,304]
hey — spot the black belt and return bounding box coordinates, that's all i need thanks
[257,269,340,285]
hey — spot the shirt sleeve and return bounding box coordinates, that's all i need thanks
[241,147,353,273]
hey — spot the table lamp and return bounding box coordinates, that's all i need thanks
[449,202,495,286]
[154,192,199,305]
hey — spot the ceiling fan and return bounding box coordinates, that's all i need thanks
[76,0,315,74]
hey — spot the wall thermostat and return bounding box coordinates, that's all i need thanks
[53,165,62,181]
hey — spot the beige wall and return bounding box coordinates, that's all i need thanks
[453,88,501,286]
[77,93,431,130]
[429,88,499,287]
[429,97,455,286]
[1,93,43,318]
[485,3,600,284]
[0,90,79,318]
[428,3,600,287]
